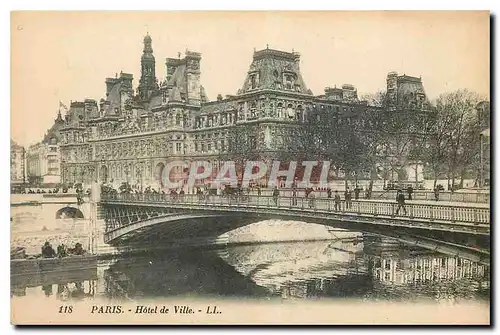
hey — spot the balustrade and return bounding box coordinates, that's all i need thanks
[101,192,490,225]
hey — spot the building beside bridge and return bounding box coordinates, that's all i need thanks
[56,34,430,190]
[10,139,26,187]
[26,111,64,186]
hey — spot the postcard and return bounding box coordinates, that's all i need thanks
[10,10,490,325]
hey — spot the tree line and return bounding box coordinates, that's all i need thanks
[215,89,489,191]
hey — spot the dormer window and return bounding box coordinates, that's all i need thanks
[284,74,295,90]
[249,72,259,90]
[162,91,168,104]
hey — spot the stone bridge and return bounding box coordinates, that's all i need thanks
[11,193,92,231]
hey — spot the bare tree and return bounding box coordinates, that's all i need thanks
[303,105,374,189]
[429,90,482,190]
[369,89,434,188]
[216,123,260,184]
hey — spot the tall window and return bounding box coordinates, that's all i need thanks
[250,74,258,89]
[284,74,294,90]
[250,102,257,119]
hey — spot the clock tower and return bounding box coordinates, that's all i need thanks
[137,33,158,101]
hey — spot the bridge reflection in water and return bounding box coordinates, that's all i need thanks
[12,233,489,304]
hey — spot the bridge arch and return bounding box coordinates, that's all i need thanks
[55,206,84,219]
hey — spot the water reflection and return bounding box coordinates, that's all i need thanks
[11,234,490,304]
[11,280,98,302]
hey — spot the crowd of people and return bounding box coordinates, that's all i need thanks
[41,241,86,258]
[97,180,449,221]
[12,187,70,194]
[101,181,441,206]
[11,234,87,258]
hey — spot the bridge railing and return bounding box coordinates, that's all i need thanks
[248,188,489,203]
[101,193,490,225]
[372,190,490,203]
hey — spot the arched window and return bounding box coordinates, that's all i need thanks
[287,104,294,119]
[277,102,283,118]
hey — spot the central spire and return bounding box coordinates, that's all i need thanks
[138,33,158,101]
[143,33,153,54]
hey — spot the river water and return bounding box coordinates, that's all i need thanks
[11,234,490,304]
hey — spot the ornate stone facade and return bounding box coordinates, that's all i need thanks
[11,139,26,185]
[58,35,428,190]
[26,111,64,185]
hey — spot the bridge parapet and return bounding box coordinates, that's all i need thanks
[255,189,490,204]
[100,193,490,228]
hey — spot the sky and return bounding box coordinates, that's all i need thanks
[11,11,490,147]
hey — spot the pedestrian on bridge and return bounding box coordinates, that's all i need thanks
[434,187,440,201]
[308,189,316,209]
[407,185,414,200]
[334,190,341,211]
[354,185,361,200]
[396,190,407,215]
[292,185,298,206]
[345,188,352,210]
[272,186,279,206]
